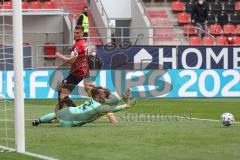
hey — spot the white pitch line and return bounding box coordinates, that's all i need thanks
[22,151,59,160]
[26,116,240,124]
[1,116,240,124]
[0,145,59,160]
[190,117,240,124]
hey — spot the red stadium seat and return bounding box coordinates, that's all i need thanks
[231,36,240,45]
[216,36,228,45]
[210,24,222,35]
[237,24,240,34]
[177,12,190,24]
[171,1,184,12]
[43,1,56,9]
[22,2,29,9]
[183,24,197,35]
[30,1,42,9]
[237,2,240,11]
[223,24,235,34]
[189,36,201,45]
[2,1,12,9]
[203,36,214,45]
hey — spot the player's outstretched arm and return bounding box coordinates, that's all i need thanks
[112,99,137,112]
[122,88,131,103]
[99,99,136,113]
[56,52,76,64]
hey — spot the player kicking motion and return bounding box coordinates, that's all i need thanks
[32,87,135,127]
[55,25,89,110]
[53,25,117,121]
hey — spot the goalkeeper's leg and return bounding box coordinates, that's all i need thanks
[32,112,57,126]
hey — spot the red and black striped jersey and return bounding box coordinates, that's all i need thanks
[70,39,89,78]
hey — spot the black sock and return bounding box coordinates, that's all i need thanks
[63,96,77,107]
[57,91,64,110]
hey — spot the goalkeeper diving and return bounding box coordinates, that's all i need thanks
[32,82,136,127]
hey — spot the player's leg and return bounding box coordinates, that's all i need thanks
[32,112,56,126]
[57,85,75,111]
[57,75,83,110]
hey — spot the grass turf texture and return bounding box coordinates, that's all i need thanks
[1,98,240,160]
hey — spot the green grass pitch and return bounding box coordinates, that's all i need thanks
[1,98,240,160]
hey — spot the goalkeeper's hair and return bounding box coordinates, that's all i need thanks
[103,88,110,98]
[91,86,110,99]
[91,87,100,99]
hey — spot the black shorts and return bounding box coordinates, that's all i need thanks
[61,74,83,92]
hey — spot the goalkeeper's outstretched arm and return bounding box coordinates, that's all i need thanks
[98,99,137,113]
[112,99,137,112]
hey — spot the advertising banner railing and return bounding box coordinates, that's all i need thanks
[1,69,240,99]
[96,45,240,69]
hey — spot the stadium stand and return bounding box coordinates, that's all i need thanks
[142,0,240,45]
[237,1,240,11]
[43,1,56,9]
[224,0,235,13]
[203,36,214,45]
[55,0,102,45]
[143,1,185,44]
[185,1,194,13]
[209,1,222,13]
[0,0,57,10]
[223,24,235,35]
[0,0,106,69]
[217,11,229,25]
[22,1,29,9]
[209,24,222,35]
[2,1,12,9]
[146,4,178,44]
[237,24,240,34]
[231,36,240,45]
[229,12,240,24]
[189,36,201,45]
[171,1,184,12]
[30,1,42,9]
[15,1,101,43]
[216,36,227,45]
[207,11,216,24]
[177,12,190,24]
[183,24,198,35]
[167,0,240,45]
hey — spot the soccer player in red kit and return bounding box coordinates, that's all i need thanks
[48,26,117,124]
[55,26,89,110]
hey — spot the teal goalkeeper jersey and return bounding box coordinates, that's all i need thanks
[57,98,102,127]
[69,98,101,114]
